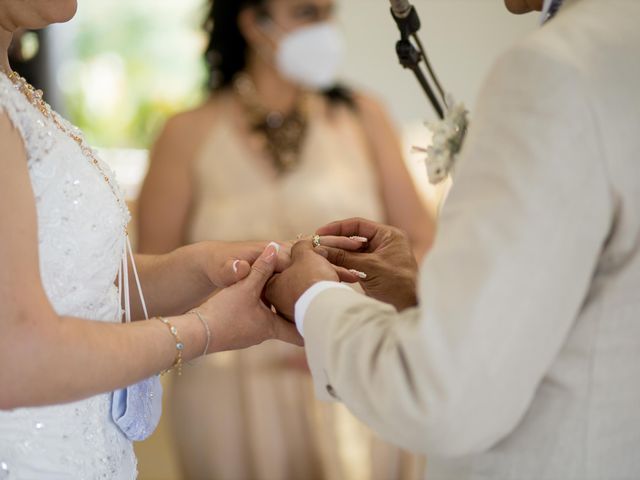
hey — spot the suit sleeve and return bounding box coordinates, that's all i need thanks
[301,42,614,457]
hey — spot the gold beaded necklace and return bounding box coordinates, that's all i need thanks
[1,68,124,212]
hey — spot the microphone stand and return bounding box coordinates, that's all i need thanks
[391,6,447,119]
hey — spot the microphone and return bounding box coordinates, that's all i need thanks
[389,0,412,19]
[389,0,420,38]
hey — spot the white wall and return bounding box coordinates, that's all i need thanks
[336,1,539,203]
[337,0,539,125]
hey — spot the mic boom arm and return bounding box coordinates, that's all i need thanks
[389,1,447,119]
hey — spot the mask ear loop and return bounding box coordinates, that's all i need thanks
[122,239,130,323]
[118,249,124,322]
[127,236,149,321]
[253,25,279,66]
[118,235,149,324]
[256,12,286,41]
[254,4,273,26]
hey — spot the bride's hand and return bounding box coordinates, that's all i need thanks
[200,241,293,288]
[200,236,363,289]
[197,242,303,352]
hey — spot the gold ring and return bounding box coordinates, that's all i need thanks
[312,234,321,248]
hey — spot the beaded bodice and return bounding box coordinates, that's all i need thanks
[0,72,137,478]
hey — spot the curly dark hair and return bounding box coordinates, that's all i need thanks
[204,0,353,106]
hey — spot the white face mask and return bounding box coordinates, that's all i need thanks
[271,22,345,90]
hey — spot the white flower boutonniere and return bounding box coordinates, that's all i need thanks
[414,96,469,185]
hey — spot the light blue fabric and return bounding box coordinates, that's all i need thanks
[111,376,163,442]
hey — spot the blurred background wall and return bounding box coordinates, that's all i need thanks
[340,1,538,125]
[12,1,537,478]
[24,0,538,207]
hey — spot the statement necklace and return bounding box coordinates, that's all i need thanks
[233,73,308,174]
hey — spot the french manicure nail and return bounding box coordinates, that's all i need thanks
[349,269,368,279]
[265,242,280,262]
[349,236,368,243]
[232,260,240,273]
[268,242,281,254]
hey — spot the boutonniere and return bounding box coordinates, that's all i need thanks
[386,3,470,186]
[413,96,469,185]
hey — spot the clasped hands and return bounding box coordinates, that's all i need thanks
[195,218,419,353]
[265,217,420,323]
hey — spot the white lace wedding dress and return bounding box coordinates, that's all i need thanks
[0,71,137,479]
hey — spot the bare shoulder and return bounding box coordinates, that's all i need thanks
[342,90,399,141]
[163,98,218,137]
[152,94,225,163]
[351,90,393,122]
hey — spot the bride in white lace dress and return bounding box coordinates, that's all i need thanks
[0,1,315,478]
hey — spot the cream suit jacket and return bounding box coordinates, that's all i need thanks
[300,1,640,478]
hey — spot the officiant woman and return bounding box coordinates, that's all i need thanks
[137,0,434,478]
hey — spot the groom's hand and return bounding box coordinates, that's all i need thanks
[265,241,341,321]
[316,218,419,311]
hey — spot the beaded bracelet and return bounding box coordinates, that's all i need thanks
[158,317,184,376]
[190,309,211,357]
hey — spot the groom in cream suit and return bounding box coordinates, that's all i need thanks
[266,0,640,478]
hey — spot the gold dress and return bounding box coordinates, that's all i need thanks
[169,94,425,480]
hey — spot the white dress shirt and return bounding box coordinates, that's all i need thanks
[295,281,347,336]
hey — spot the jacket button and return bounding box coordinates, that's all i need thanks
[326,384,338,399]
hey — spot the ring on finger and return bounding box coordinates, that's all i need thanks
[312,234,321,248]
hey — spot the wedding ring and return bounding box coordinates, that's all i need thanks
[312,234,321,248]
